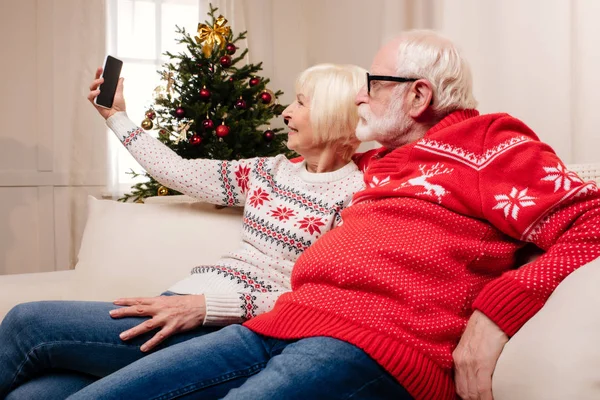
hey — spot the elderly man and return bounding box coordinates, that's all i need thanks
[50,30,600,400]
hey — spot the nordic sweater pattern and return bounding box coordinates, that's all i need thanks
[106,112,365,326]
[244,110,600,400]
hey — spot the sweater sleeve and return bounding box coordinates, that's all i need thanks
[472,115,600,336]
[106,112,254,206]
[203,290,289,326]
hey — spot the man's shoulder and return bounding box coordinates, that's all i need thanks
[412,111,546,168]
[457,112,542,148]
[459,112,521,132]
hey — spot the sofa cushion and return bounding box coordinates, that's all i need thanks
[67,196,243,301]
[493,256,600,400]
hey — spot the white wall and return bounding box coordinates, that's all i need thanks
[225,0,598,162]
[1,0,597,274]
[572,0,600,163]
[0,0,107,274]
[219,0,436,151]
[440,0,600,163]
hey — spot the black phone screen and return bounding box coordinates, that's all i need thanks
[96,56,123,108]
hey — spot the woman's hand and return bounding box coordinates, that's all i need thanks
[87,66,126,120]
[109,294,206,352]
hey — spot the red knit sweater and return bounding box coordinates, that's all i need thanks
[244,110,600,400]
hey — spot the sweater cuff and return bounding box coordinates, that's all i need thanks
[203,293,244,326]
[106,111,136,139]
[472,276,545,337]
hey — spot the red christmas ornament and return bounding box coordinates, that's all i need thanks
[175,107,186,119]
[145,110,156,120]
[216,124,230,138]
[159,129,169,137]
[264,130,275,142]
[199,88,211,101]
[249,77,261,87]
[229,77,235,83]
[220,55,232,68]
[260,91,272,104]
[234,98,247,110]
[202,119,214,130]
[226,43,237,55]
[189,134,202,146]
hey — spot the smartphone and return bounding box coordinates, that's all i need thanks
[95,55,123,109]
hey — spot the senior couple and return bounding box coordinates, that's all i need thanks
[1,30,599,400]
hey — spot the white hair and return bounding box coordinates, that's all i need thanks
[394,30,478,116]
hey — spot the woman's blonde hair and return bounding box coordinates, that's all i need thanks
[295,63,366,160]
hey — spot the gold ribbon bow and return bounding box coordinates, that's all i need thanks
[196,16,231,57]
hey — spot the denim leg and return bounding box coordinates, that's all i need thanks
[5,371,96,400]
[0,300,219,398]
[224,336,414,400]
[67,325,271,400]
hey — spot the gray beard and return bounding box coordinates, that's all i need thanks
[356,103,414,148]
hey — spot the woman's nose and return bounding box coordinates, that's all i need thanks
[282,104,293,122]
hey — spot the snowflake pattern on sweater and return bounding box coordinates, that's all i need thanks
[107,112,365,326]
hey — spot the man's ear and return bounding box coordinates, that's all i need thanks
[408,80,434,118]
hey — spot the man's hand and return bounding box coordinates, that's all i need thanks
[453,310,509,400]
[109,294,206,352]
[87,66,126,120]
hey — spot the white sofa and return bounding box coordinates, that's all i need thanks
[1,163,599,400]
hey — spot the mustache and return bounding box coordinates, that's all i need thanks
[357,104,371,120]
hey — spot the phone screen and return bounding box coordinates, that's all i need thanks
[96,55,123,108]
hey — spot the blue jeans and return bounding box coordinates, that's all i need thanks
[66,324,413,399]
[0,299,219,399]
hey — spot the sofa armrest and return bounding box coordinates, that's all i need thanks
[492,257,600,399]
[0,270,75,321]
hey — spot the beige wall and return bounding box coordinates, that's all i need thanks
[224,0,599,162]
[572,0,600,163]
[440,0,599,163]
[217,0,437,151]
[1,0,597,274]
[0,0,107,274]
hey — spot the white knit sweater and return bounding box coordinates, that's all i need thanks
[107,112,365,325]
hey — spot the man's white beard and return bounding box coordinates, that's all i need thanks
[355,100,413,147]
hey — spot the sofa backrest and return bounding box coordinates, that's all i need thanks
[69,196,243,301]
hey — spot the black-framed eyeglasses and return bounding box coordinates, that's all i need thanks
[366,72,418,95]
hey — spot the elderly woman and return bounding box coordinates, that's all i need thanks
[0,63,367,399]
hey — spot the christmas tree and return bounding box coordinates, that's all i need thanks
[121,4,290,202]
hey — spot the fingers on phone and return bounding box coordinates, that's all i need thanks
[96,67,103,79]
[89,78,104,91]
[88,89,100,102]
